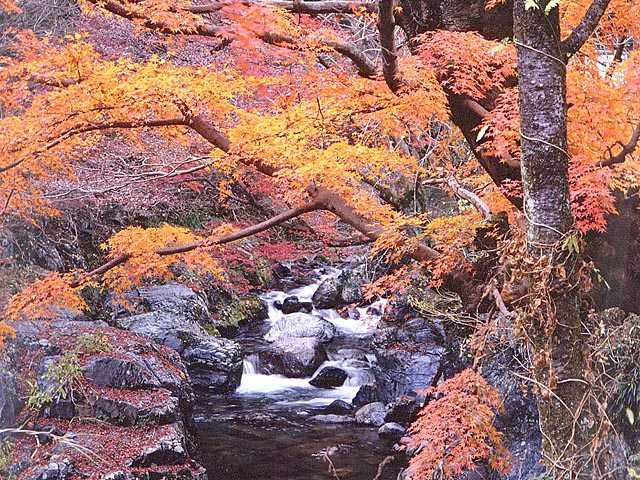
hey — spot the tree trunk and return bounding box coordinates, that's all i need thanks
[513,1,590,476]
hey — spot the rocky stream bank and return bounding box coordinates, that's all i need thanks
[1,259,548,480]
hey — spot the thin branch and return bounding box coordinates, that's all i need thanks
[85,0,378,78]
[71,201,321,286]
[446,176,492,220]
[258,31,377,78]
[598,123,640,167]
[187,0,378,14]
[0,118,188,174]
[560,0,613,58]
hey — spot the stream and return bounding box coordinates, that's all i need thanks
[193,268,400,480]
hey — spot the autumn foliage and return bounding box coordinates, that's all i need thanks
[405,369,511,479]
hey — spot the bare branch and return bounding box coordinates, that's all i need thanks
[446,176,492,220]
[307,184,441,260]
[0,118,188,174]
[560,0,613,58]
[258,31,378,78]
[598,123,640,168]
[377,0,403,92]
[85,0,378,77]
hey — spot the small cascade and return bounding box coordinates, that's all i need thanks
[242,354,259,374]
[234,266,384,405]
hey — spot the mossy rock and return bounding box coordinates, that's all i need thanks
[212,295,268,335]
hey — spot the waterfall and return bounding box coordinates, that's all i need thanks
[243,354,259,374]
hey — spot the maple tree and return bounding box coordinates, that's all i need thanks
[405,369,510,479]
[1,0,640,476]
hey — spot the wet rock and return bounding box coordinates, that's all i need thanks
[114,283,244,394]
[30,458,73,480]
[212,294,269,334]
[309,414,355,424]
[385,395,422,426]
[312,277,342,309]
[355,402,386,427]
[378,422,406,440]
[182,338,243,393]
[311,268,366,308]
[310,366,348,388]
[0,358,18,428]
[84,356,159,390]
[262,337,327,377]
[272,262,292,278]
[321,400,354,415]
[115,312,200,354]
[352,384,379,408]
[481,349,545,480]
[265,313,335,343]
[373,317,446,404]
[334,348,367,362]
[280,296,313,314]
[129,423,187,467]
[338,268,365,304]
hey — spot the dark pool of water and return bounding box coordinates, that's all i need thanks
[193,394,401,480]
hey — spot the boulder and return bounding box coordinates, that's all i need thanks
[7,315,206,479]
[181,338,243,393]
[280,296,313,314]
[114,283,244,393]
[83,356,160,390]
[0,357,18,428]
[338,268,365,304]
[378,422,406,440]
[115,312,200,354]
[311,268,366,309]
[373,318,446,403]
[309,414,355,424]
[265,313,335,343]
[31,458,73,480]
[354,402,386,427]
[480,349,545,480]
[384,395,422,426]
[261,337,327,377]
[90,390,179,426]
[129,423,187,467]
[130,284,210,323]
[312,277,342,309]
[352,384,378,408]
[321,400,354,415]
[309,366,348,388]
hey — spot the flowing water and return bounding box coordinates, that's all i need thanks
[193,268,399,480]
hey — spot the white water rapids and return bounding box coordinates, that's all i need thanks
[235,268,385,406]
